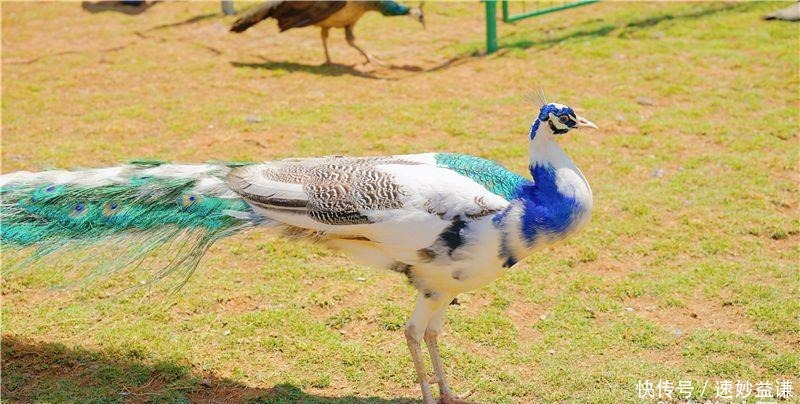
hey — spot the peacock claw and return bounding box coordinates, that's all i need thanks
[365,55,386,67]
[437,395,474,404]
[436,389,476,404]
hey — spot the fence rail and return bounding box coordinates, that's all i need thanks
[485,0,599,53]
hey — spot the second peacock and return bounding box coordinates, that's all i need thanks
[230,1,424,65]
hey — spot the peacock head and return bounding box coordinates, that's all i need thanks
[532,103,598,138]
[408,3,425,28]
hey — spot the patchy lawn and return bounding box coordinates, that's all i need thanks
[2,1,798,403]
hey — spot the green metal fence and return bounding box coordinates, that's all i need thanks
[485,0,599,53]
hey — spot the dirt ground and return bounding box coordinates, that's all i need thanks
[2,1,798,403]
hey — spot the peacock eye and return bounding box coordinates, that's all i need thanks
[558,115,570,124]
[180,192,203,207]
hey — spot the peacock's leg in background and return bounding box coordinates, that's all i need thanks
[405,293,450,404]
[425,305,475,404]
[344,25,384,66]
[424,309,454,400]
[321,27,331,64]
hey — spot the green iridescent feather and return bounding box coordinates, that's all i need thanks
[376,1,410,16]
[434,153,529,201]
[0,168,255,287]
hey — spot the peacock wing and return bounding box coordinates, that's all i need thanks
[226,155,509,248]
[271,1,347,31]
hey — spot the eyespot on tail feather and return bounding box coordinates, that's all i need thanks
[0,164,259,291]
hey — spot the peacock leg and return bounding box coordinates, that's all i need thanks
[405,293,449,404]
[424,309,453,399]
[321,27,331,64]
[344,25,384,66]
[425,306,474,404]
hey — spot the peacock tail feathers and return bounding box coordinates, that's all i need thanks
[1,162,258,288]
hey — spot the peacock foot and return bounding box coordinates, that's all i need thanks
[438,391,476,404]
[364,54,386,67]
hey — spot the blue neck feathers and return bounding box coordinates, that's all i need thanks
[528,119,541,140]
[516,163,584,242]
[375,1,410,16]
[496,119,592,259]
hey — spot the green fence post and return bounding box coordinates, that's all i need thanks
[485,0,498,54]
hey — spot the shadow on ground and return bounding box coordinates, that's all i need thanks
[81,1,159,15]
[149,12,220,31]
[448,1,755,61]
[230,60,393,80]
[1,335,419,404]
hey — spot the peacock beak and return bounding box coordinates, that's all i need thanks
[575,116,598,129]
[413,3,425,29]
